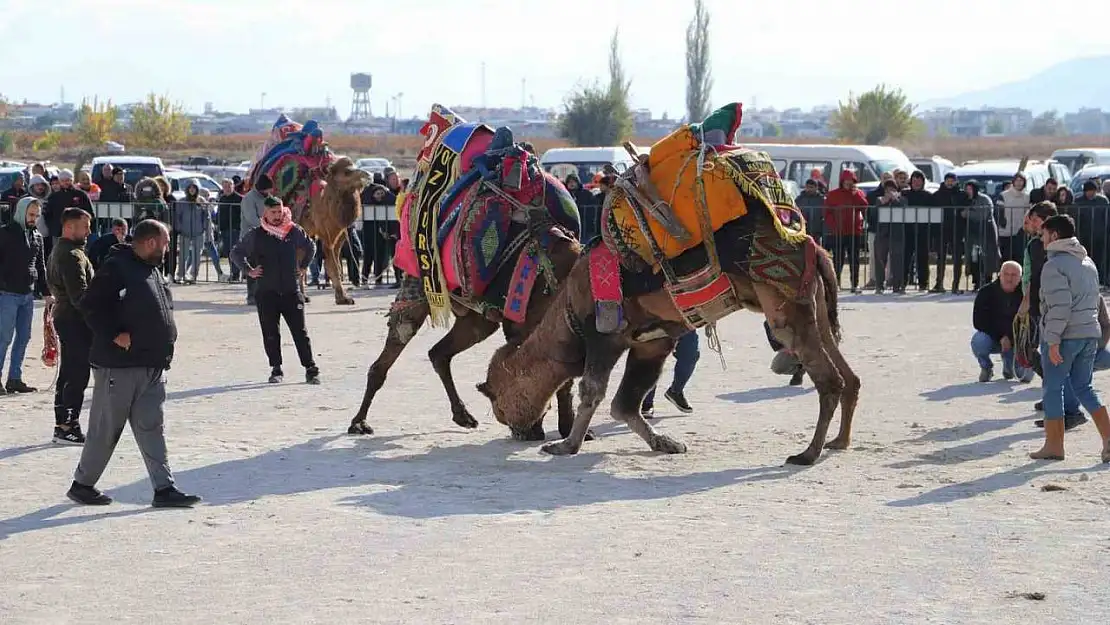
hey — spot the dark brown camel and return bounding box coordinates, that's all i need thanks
[348,230,590,441]
[477,212,860,466]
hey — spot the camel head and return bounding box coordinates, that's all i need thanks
[478,341,555,438]
[326,156,371,194]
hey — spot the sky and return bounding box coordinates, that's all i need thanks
[3,0,1110,118]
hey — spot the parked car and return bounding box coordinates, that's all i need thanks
[164,170,223,202]
[951,160,1052,198]
[911,155,955,183]
[355,157,392,175]
[90,155,166,188]
[1067,165,1110,195]
[540,147,640,191]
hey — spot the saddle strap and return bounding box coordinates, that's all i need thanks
[614,171,691,243]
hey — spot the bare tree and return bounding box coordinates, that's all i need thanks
[608,28,631,102]
[685,0,713,123]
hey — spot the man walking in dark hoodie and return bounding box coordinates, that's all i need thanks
[232,197,320,384]
[46,208,95,444]
[42,169,94,244]
[66,219,201,508]
[0,197,51,395]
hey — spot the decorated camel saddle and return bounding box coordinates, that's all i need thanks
[393,104,581,327]
[247,114,338,222]
[591,102,815,333]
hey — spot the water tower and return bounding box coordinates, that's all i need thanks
[350,73,372,121]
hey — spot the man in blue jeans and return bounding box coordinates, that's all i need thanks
[1031,214,1110,462]
[641,330,699,417]
[0,197,51,395]
[970,261,1033,383]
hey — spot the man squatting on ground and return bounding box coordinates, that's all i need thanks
[0,197,52,396]
[66,219,201,508]
[46,208,95,445]
[1030,214,1110,463]
[971,261,1033,383]
[231,196,321,385]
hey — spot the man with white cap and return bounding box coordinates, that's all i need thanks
[42,169,94,246]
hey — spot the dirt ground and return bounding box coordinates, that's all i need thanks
[1,283,1108,624]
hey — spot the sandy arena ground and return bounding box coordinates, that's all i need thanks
[1,282,1109,625]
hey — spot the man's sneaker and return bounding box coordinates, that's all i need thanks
[789,370,805,386]
[1019,368,1035,383]
[268,367,284,384]
[641,404,654,420]
[978,367,993,383]
[1034,413,1088,430]
[152,486,202,508]
[664,389,693,414]
[53,424,86,446]
[930,285,946,294]
[5,379,37,393]
[306,367,321,385]
[67,481,112,506]
[217,274,230,283]
[1034,401,1044,411]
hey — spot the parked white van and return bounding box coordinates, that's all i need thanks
[1049,148,1110,178]
[540,147,638,190]
[740,143,921,193]
[911,155,955,183]
[90,155,166,188]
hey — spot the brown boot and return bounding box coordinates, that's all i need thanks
[1030,418,1066,461]
[1091,406,1110,463]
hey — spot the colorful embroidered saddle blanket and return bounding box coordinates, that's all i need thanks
[394,104,581,326]
[247,115,336,221]
[602,103,807,272]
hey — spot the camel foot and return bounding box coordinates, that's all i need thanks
[347,420,374,436]
[541,438,581,456]
[452,409,480,429]
[648,433,687,454]
[335,296,356,305]
[824,436,851,451]
[785,450,818,466]
[1101,442,1110,464]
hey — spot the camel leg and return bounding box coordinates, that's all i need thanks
[767,300,844,466]
[429,313,499,431]
[609,339,688,453]
[554,380,594,441]
[327,232,355,305]
[541,338,626,456]
[348,296,429,435]
[818,287,860,451]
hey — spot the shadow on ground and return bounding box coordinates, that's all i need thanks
[0,431,797,540]
[717,386,813,404]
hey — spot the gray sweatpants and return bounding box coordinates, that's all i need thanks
[74,367,174,491]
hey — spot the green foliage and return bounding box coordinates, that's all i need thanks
[559,28,633,146]
[32,130,62,151]
[74,97,118,146]
[129,93,192,147]
[985,118,1005,135]
[1030,111,1064,137]
[762,122,782,137]
[685,0,713,123]
[830,84,918,144]
[0,131,14,155]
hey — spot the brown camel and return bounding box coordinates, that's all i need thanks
[347,231,587,441]
[477,207,860,466]
[298,156,369,305]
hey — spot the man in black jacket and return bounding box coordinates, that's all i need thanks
[0,197,51,395]
[971,261,1031,382]
[217,179,243,281]
[66,219,201,508]
[42,169,94,242]
[86,218,131,270]
[46,208,95,445]
[231,197,320,384]
[932,172,969,293]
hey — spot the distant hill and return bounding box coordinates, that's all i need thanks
[920,56,1110,113]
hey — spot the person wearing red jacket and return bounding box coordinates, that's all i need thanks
[822,170,868,292]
